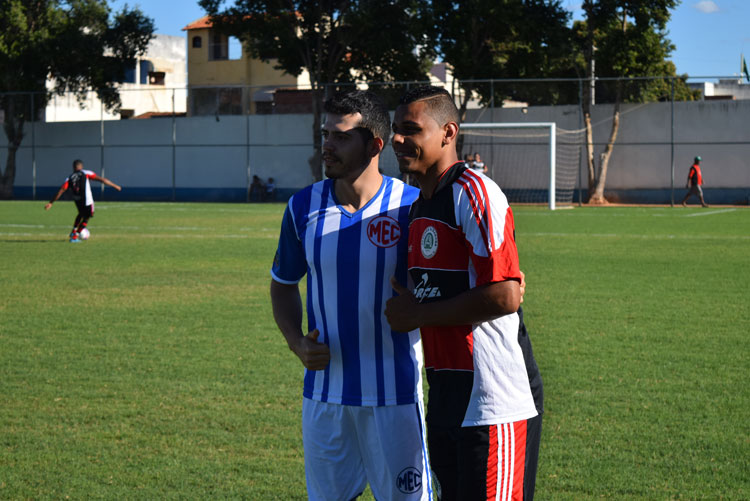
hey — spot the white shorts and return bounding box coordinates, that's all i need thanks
[302,398,434,501]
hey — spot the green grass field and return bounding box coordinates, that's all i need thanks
[1,201,748,500]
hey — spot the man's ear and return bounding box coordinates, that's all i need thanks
[442,122,459,146]
[368,136,385,158]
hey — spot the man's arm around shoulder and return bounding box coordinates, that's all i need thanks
[385,278,520,333]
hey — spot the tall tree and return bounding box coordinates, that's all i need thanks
[199,0,435,181]
[434,1,571,113]
[0,0,154,199]
[432,0,572,155]
[576,0,697,204]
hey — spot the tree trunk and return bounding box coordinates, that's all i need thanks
[583,110,596,199]
[589,82,623,204]
[0,147,18,200]
[1,99,25,200]
[589,103,620,203]
[455,85,472,159]
[581,22,597,203]
[308,86,323,182]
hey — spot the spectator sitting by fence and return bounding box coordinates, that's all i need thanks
[249,175,265,202]
[264,177,276,202]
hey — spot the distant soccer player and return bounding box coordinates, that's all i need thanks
[681,155,709,207]
[44,159,122,242]
[269,90,433,500]
[386,86,542,500]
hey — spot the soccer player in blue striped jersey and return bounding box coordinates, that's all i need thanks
[270,90,433,501]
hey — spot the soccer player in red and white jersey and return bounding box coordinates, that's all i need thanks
[44,159,121,242]
[386,86,541,501]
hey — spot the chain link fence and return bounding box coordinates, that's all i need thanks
[2,76,749,204]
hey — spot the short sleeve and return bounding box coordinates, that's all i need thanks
[457,178,521,285]
[271,204,307,284]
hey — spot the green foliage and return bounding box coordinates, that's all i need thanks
[0,0,154,111]
[199,0,434,86]
[198,0,435,181]
[0,0,154,198]
[433,0,574,108]
[1,202,748,499]
[574,0,700,104]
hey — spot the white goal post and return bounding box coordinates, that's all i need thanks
[461,123,558,209]
[379,121,582,210]
[459,122,568,210]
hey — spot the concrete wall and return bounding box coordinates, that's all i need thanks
[5,100,749,204]
[464,99,750,204]
[7,114,315,202]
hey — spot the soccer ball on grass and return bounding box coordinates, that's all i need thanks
[79,228,90,240]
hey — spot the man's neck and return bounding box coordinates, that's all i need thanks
[416,156,459,199]
[334,163,383,212]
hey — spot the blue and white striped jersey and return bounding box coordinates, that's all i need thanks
[271,176,423,407]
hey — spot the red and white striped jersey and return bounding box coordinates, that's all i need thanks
[407,162,538,427]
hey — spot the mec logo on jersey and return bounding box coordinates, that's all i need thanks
[396,467,422,494]
[367,215,401,248]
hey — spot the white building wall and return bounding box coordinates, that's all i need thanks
[43,34,187,122]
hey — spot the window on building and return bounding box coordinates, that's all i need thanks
[209,32,228,60]
[140,60,155,84]
[122,64,136,84]
[148,71,166,86]
[228,36,242,60]
[192,35,202,48]
[208,32,243,61]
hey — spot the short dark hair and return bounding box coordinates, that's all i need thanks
[72,159,83,170]
[323,90,391,144]
[398,86,460,127]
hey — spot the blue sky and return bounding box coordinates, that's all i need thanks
[112,0,750,81]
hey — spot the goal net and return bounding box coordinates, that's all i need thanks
[379,122,584,210]
[459,123,583,209]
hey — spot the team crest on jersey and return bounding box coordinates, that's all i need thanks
[420,226,438,259]
[367,215,401,248]
[396,467,422,494]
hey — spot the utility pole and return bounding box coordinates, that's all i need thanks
[590,44,597,106]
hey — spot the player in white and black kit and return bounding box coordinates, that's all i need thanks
[45,159,121,242]
[387,86,542,501]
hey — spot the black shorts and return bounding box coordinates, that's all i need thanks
[75,202,94,219]
[428,415,541,501]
